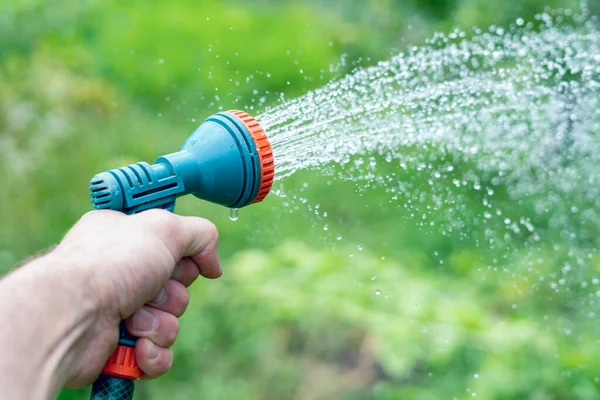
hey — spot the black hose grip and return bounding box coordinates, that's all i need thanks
[90,374,134,400]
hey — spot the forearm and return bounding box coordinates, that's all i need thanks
[0,252,96,399]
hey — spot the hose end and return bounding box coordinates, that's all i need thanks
[101,345,142,380]
[91,375,135,400]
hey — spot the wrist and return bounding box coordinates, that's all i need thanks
[0,251,98,398]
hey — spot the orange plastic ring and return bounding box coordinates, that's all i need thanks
[101,345,143,380]
[227,110,275,203]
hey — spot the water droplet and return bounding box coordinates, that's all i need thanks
[375,290,381,296]
[474,374,479,379]
[229,208,239,221]
[254,17,600,326]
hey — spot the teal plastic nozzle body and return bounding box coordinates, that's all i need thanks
[90,110,274,215]
[88,110,274,400]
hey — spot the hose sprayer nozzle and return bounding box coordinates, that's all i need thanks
[89,110,275,215]
[88,110,274,399]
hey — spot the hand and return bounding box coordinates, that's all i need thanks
[57,209,222,387]
[0,209,221,397]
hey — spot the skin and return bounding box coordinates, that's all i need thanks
[0,209,221,399]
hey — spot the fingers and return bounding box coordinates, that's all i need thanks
[171,257,201,287]
[126,307,179,347]
[135,338,173,379]
[175,216,221,279]
[147,279,190,317]
[189,236,222,279]
[127,281,189,379]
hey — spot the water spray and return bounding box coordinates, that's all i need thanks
[87,110,274,399]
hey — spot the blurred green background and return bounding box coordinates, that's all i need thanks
[2,0,600,399]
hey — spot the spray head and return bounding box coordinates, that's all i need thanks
[89,110,274,214]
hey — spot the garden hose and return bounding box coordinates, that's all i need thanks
[88,110,274,399]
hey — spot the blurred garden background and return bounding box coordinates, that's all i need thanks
[2,0,600,399]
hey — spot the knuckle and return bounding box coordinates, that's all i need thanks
[143,208,176,225]
[167,316,180,345]
[181,287,190,308]
[143,209,181,237]
[78,210,102,225]
[172,315,180,334]
[80,209,118,223]
[175,288,190,317]
[202,219,219,242]
[148,355,170,376]
[159,350,174,372]
[169,318,179,343]
[79,210,97,222]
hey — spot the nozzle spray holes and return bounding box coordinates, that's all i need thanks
[229,208,240,221]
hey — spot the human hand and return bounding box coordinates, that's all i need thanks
[53,209,221,387]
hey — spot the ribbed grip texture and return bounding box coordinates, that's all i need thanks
[91,375,134,400]
[101,344,142,379]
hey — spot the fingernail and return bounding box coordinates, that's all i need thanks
[146,341,159,360]
[149,287,167,306]
[132,308,158,334]
[171,262,183,280]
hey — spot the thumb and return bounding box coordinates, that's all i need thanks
[133,210,222,280]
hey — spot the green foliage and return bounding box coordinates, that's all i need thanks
[85,0,346,108]
[142,242,600,399]
[0,0,598,399]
